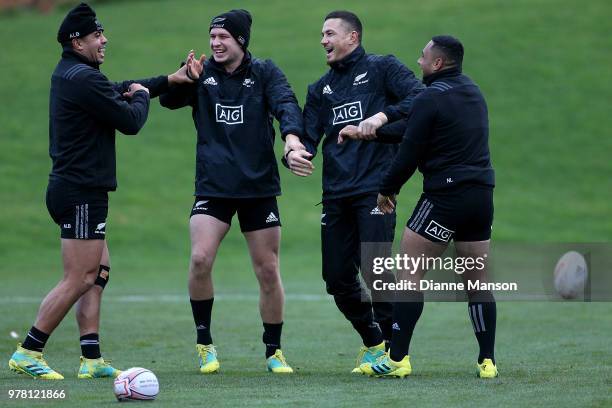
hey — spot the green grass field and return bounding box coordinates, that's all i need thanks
[0,0,611,406]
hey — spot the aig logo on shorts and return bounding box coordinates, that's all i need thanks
[215,104,243,125]
[332,101,363,125]
[424,220,454,242]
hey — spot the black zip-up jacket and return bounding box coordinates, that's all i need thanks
[378,67,495,195]
[301,46,424,199]
[159,53,303,198]
[49,49,169,191]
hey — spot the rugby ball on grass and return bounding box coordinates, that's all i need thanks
[113,367,159,401]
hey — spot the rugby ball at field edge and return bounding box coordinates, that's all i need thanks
[113,367,159,401]
[553,251,588,299]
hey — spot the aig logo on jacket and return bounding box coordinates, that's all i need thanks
[332,101,363,125]
[216,104,244,125]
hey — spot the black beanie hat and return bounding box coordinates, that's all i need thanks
[209,9,252,49]
[57,2,104,44]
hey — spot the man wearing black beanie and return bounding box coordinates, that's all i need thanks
[209,8,252,50]
[56,2,104,45]
[8,2,196,380]
[160,9,308,374]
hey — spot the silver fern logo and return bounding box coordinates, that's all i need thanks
[353,71,369,86]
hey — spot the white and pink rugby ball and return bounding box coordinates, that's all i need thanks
[113,367,159,401]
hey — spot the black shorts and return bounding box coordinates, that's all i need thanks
[407,184,493,243]
[190,196,281,232]
[46,179,108,240]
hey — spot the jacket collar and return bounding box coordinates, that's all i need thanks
[423,66,461,86]
[61,47,100,70]
[208,51,252,75]
[330,46,365,71]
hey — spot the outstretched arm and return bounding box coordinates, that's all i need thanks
[337,115,410,145]
[263,60,314,177]
[159,51,206,109]
[73,70,151,135]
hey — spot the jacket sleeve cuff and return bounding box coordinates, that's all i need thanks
[133,89,151,99]
[379,186,398,196]
[383,106,401,123]
[281,155,290,169]
[281,128,302,141]
[148,75,169,97]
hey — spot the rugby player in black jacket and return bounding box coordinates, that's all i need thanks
[9,3,194,380]
[290,10,424,373]
[159,9,303,374]
[342,36,498,379]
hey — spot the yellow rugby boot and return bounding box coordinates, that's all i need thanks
[351,341,386,374]
[266,349,293,373]
[477,358,499,378]
[8,344,64,380]
[196,344,220,374]
[360,353,412,378]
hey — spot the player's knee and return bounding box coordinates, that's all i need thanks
[64,264,98,291]
[255,261,280,290]
[325,282,345,296]
[325,284,337,296]
[190,251,214,278]
[325,279,360,296]
[74,273,97,293]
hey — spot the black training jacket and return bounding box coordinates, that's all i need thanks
[378,68,495,195]
[49,49,168,191]
[301,46,424,199]
[159,53,303,198]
